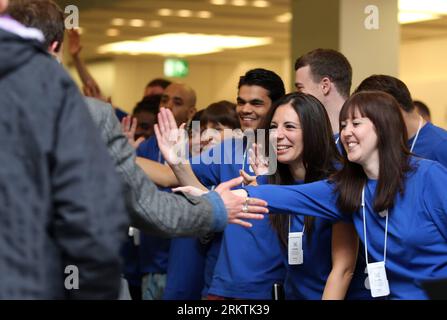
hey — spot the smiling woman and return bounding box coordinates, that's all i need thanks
[240,91,447,299]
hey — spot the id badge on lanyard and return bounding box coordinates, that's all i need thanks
[362,186,390,298]
[288,232,303,265]
[367,261,390,298]
[288,215,305,265]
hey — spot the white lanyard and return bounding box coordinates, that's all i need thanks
[288,215,305,265]
[362,186,391,297]
[361,186,389,264]
[288,215,306,234]
[409,116,423,153]
[335,136,340,145]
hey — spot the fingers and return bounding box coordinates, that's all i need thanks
[215,177,244,192]
[158,109,167,134]
[244,205,268,214]
[239,170,255,185]
[165,108,178,130]
[134,137,145,149]
[229,219,253,228]
[246,197,268,207]
[130,117,138,135]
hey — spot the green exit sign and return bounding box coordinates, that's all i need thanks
[164,59,189,78]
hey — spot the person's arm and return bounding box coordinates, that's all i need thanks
[243,181,345,222]
[67,29,110,102]
[153,108,212,190]
[136,156,179,188]
[322,222,358,300]
[85,98,267,236]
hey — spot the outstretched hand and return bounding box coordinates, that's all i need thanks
[154,108,188,165]
[67,29,82,57]
[215,177,268,228]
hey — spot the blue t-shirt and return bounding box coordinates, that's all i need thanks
[163,237,207,300]
[246,158,447,299]
[257,176,369,300]
[115,108,128,122]
[137,136,171,274]
[409,122,447,168]
[192,138,285,299]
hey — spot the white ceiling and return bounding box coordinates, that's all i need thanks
[56,0,447,62]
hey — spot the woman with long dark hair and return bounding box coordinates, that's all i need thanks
[239,91,447,299]
[246,92,364,299]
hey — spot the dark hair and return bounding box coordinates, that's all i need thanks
[354,75,414,112]
[132,95,161,116]
[201,100,240,130]
[265,92,341,246]
[8,0,65,51]
[294,48,352,98]
[332,91,413,215]
[414,100,431,120]
[186,109,205,135]
[238,68,285,104]
[146,78,171,89]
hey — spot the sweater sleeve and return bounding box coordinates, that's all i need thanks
[89,99,226,237]
[245,180,349,222]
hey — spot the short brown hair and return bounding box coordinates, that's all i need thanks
[8,0,65,51]
[333,91,413,214]
[295,48,352,99]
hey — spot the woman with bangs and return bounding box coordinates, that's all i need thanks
[237,91,447,299]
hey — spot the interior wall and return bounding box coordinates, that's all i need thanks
[68,56,290,114]
[112,57,291,113]
[400,37,447,129]
[67,59,115,99]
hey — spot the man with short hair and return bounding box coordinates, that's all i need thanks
[355,75,447,167]
[294,48,352,134]
[8,0,268,300]
[0,0,128,299]
[144,78,171,98]
[159,82,197,127]
[132,95,161,140]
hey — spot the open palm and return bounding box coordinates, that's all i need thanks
[154,108,189,165]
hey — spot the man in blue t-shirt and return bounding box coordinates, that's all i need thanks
[136,82,197,300]
[355,75,447,168]
[188,69,287,299]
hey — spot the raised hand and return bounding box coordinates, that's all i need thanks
[67,29,82,57]
[121,115,145,149]
[154,108,189,165]
[248,143,270,176]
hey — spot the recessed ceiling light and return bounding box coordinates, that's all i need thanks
[232,0,247,6]
[149,20,163,28]
[210,0,226,5]
[398,11,440,24]
[106,28,120,37]
[129,19,145,27]
[399,0,447,14]
[98,33,272,56]
[252,0,269,8]
[158,8,173,16]
[177,9,193,18]
[197,11,213,19]
[111,18,125,26]
[275,12,292,23]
